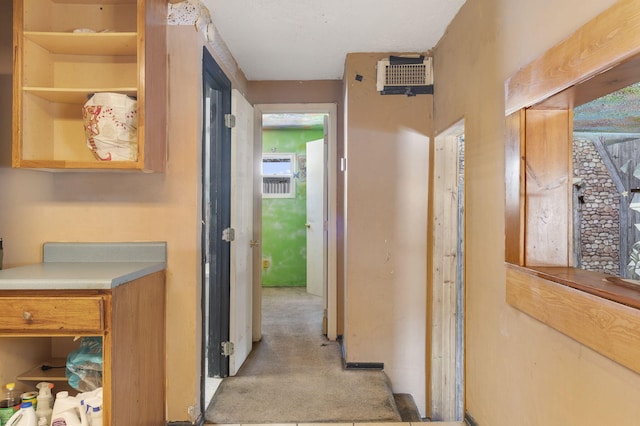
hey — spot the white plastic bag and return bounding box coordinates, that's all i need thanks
[82,92,138,161]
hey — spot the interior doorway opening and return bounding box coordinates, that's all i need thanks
[202,102,338,419]
[252,104,338,343]
[201,48,232,414]
[260,113,325,297]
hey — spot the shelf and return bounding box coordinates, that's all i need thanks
[23,87,137,104]
[17,358,68,382]
[15,0,167,172]
[24,32,137,55]
[51,0,134,3]
[17,160,142,170]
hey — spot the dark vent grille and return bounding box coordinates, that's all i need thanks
[263,177,291,195]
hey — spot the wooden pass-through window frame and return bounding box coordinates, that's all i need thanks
[504,1,640,374]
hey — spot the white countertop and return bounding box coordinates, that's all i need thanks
[0,242,167,290]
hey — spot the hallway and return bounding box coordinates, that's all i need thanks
[205,287,403,424]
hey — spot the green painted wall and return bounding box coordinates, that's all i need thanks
[262,128,323,287]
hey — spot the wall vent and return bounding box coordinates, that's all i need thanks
[376,56,433,96]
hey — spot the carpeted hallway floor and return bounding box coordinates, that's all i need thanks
[205,287,402,424]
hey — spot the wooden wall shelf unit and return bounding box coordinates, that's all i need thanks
[12,0,167,171]
[0,271,166,425]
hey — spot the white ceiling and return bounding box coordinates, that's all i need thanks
[203,0,466,81]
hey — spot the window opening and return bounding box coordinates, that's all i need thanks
[573,81,640,279]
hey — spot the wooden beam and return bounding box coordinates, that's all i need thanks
[506,265,640,375]
[524,109,572,266]
[505,0,640,114]
[505,110,525,265]
[431,127,463,421]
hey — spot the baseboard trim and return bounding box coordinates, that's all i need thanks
[465,411,479,426]
[166,415,203,426]
[344,361,385,369]
[338,338,384,369]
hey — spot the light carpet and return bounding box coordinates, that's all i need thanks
[205,287,402,424]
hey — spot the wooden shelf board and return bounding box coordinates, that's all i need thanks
[17,358,69,382]
[25,32,137,55]
[23,87,137,104]
[16,159,142,170]
[50,0,135,4]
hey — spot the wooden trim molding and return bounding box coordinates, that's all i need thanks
[505,0,640,114]
[504,0,640,374]
[507,265,640,374]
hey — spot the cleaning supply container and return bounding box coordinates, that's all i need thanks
[49,392,87,426]
[0,383,20,426]
[4,401,36,426]
[87,405,101,426]
[34,383,52,426]
[19,393,36,410]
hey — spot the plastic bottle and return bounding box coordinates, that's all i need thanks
[49,392,87,426]
[34,383,53,426]
[4,401,37,426]
[0,383,20,426]
[75,390,101,426]
[87,406,101,426]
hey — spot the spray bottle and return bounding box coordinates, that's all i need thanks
[34,383,52,426]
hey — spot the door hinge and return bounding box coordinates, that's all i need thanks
[222,227,235,242]
[221,341,234,357]
[225,114,236,128]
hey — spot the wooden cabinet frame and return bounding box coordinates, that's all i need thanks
[12,0,166,171]
[0,271,166,425]
[504,0,640,374]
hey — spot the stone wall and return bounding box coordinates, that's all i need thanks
[573,138,620,275]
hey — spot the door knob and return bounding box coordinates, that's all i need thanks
[305,223,311,228]
[250,240,259,247]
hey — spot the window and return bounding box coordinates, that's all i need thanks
[262,153,296,198]
[504,0,640,375]
[573,82,640,279]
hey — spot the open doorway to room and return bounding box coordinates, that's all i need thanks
[205,105,381,425]
[200,48,232,412]
[260,114,325,299]
[252,104,338,343]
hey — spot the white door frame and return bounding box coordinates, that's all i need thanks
[253,103,338,341]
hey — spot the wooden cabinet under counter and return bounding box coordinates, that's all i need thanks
[0,271,165,425]
[0,294,105,333]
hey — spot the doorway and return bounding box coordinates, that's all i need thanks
[253,104,338,342]
[201,48,232,408]
[430,119,465,421]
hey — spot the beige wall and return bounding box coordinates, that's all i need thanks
[434,0,640,423]
[343,52,431,415]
